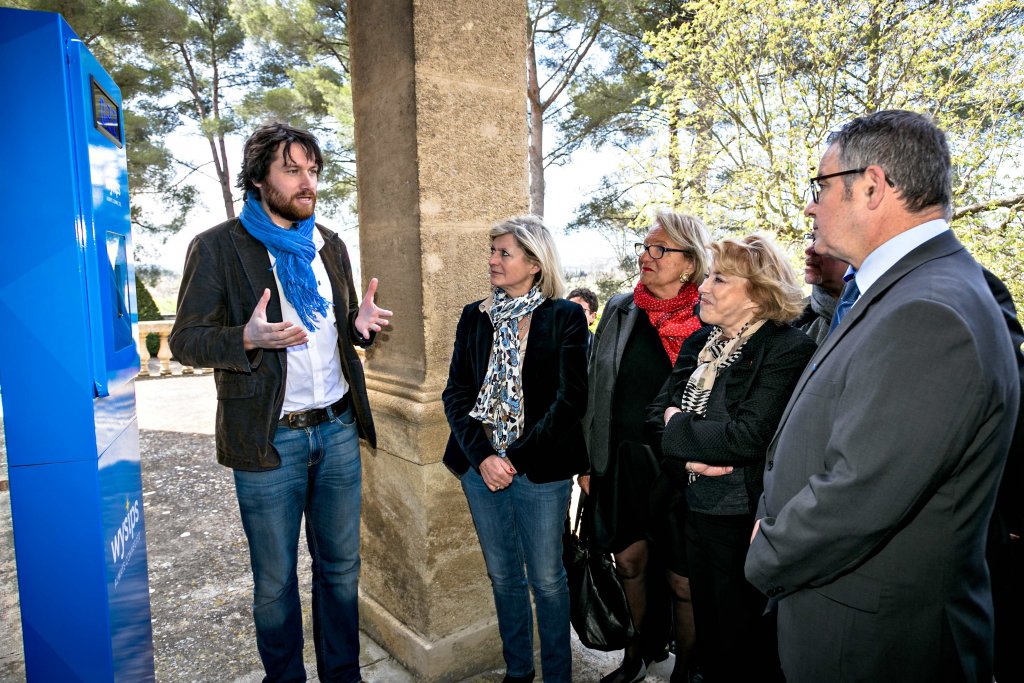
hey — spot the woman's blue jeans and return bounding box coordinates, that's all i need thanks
[461,467,572,682]
[233,406,362,683]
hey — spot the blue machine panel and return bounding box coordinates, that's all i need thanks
[67,37,140,400]
[0,8,155,681]
[100,420,154,682]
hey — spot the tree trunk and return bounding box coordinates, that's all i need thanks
[216,134,235,218]
[527,28,545,217]
[668,105,681,203]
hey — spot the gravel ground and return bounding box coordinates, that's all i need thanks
[1,375,675,682]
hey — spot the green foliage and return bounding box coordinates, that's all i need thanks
[135,272,166,358]
[125,0,257,219]
[527,0,614,214]
[559,0,1024,310]
[557,0,687,160]
[231,0,356,211]
[135,272,163,357]
[645,0,1024,240]
[6,0,201,235]
[135,273,163,321]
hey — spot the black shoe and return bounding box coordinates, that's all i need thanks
[643,645,670,665]
[501,672,535,683]
[600,656,647,683]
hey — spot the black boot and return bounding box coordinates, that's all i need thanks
[599,654,647,683]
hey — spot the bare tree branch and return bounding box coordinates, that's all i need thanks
[953,193,1024,220]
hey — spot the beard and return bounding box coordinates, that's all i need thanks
[262,181,316,223]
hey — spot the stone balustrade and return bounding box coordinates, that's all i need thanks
[135,321,367,379]
[136,320,208,377]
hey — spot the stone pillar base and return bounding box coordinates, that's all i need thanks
[360,590,502,683]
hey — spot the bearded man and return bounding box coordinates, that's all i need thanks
[171,123,391,683]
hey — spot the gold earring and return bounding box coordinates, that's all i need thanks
[679,271,691,283]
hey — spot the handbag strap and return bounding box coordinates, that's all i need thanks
[572,489,589,542]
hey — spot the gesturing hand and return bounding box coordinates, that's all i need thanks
[243,288,309,350]
[354,277,394,339]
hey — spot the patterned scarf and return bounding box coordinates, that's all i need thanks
[469,286,546,454]
[633,281,703,362]
[239,191,329,331]
[678,319,766,416]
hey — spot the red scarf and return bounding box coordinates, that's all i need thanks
[633,281,702,362]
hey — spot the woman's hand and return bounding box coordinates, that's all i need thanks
[480,454,516,492]
[687,460,733,477]
[578,474,590,495]
[664,406,682,425]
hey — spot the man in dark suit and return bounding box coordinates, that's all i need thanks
[745,110,1019,682]
[983,270,1024,683]
[170,123,391,683]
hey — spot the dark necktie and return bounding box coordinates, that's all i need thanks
[828,278,860,336]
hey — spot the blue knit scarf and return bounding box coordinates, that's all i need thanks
[239,191,330,331]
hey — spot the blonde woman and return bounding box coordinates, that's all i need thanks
[442,215,589,683]
[647,235,816,683]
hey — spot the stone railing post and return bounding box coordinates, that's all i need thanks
[137,321,206,377]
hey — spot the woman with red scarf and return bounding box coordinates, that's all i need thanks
[580,211,710,683]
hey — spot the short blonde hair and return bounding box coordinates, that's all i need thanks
[489,215,566,299]
[710,235,805,323]
[653,211,711,283]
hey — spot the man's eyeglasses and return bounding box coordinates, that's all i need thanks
[635,243,690,260]
[807,168,868,204]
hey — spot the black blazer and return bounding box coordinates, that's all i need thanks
[169,218,376,471]
[442,296,590,483]
[646,322,816,499]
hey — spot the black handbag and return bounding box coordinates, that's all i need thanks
[563,491,636,651]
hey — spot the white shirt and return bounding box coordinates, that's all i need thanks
[854,219,950,297]
[269,228,349,415]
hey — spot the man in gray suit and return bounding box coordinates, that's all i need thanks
[745,110,1019,682]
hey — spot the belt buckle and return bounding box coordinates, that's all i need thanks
[286,411,308,429]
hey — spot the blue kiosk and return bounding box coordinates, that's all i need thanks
[0,8,156,681]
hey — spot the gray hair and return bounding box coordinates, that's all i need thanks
[654,210,712,282]
[489,215,567,299]
[827,110,952,217]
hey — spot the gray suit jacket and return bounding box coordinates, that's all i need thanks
[745,230,1019,682]
[583,292,641,476]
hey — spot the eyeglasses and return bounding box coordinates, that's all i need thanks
[635,242,690,260]
[807,168,868,204]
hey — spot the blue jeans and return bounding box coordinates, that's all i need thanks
[233,405,362,683]
[461,468,572,682]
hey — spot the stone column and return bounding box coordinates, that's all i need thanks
[349,2,528,680]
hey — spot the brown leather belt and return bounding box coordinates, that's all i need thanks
[279,395,350,429]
